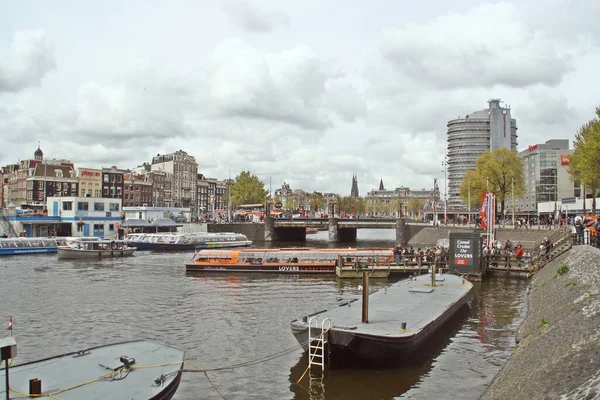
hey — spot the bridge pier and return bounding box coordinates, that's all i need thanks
[264,216,277,242]
[396,218,407,246]
[328,218,339,242]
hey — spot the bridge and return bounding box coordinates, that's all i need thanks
[210,217,430,244]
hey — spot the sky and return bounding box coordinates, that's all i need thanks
[0,0,598,195]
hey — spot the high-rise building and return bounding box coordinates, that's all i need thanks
[447,99,518,209]
[510,140,574,217]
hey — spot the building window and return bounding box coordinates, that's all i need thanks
[104,175,109,183]
[93,224,104,232]
[94,202,105,211]
[77,202,89,211]
[103,187,109,196]
[62,201,73,211]
[108,224,114,231]
[109,203,119,211]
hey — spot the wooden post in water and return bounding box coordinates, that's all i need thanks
[431,264,436,287]
[362,271,369,323]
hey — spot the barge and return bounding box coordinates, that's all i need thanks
[290,272,473,366]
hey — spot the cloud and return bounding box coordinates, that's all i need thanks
[222,0,289,32]
[0,30,56,93]
[204,39,343,130]
[380,2,572,89]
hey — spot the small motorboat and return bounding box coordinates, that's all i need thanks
[0,339,185,399]
[57,238,136,259]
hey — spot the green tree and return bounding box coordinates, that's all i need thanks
[231,171,268,206]
[406,198,426,217]
[307,192,326,213]
[459,148,525,217]
[568,107,600,214]
[337,196,366,216]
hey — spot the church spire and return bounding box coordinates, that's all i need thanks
[350,173,359,198]
[379,176,385,191]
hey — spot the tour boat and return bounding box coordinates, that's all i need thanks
[185,248,393,274]
[0,237,68,256]
[124,232,252,251]
[57,239,136,259]
[0,339,185,399]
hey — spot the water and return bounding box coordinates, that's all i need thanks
[0,229,528,399]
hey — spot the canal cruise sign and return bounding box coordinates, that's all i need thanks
[448,232,483,275]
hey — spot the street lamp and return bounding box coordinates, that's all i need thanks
[441,158,447,224]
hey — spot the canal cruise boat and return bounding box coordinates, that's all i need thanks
[185,248,394,274]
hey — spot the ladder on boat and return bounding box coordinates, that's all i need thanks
[308,317,330,373]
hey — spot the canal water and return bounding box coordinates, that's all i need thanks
[0,229,529,399]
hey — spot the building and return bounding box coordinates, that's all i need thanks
[3,196,123,238]
[350,174,359,198]
[365,180,438,218]
[123,172,153,207]
[78,168,102,198]
[447,99,518,209]
[28,162,78,207]
[151,151,198,215]
[509,140,574,217]
[274,182,292,205]
[122,205,190,223]
[101,166,127,200]
[2,145,77,210]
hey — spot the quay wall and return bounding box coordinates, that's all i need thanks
[208,223,265,240]
[409,227,551,248]
[482,246,600,399]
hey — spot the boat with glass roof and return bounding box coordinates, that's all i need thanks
[185,248,393,273]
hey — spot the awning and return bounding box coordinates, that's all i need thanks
[150,218,183,227]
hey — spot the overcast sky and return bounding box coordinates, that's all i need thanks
[1,1,598,195]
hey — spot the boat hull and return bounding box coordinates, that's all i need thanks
[57,248,136,259]
[185,263,336,274]
[130,240,251,251]
[0,246,57,255]
[291,273,473,366]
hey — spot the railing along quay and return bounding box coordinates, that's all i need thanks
[335,255,448,279]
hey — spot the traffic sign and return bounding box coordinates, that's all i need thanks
[274,202,283,209]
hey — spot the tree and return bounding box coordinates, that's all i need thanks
[568,107,600,215]
[307,192,326,213]
[459,148,525,217]
[231,171,268,206]
[337,196,366,216]
[406,198,426,218]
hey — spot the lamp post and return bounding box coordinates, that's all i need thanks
[441,158,447,224]
[468,178,471,227]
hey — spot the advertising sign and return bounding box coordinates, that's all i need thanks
[448,232,482,274]
[452,238,474,266]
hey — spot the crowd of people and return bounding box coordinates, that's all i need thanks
[393,244,447,266]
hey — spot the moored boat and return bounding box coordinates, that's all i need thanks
[0,237,68,256]
[0,339,185,399]
[290,272,473,366]
[124,232,252,251]
[57,239,136,259]
[185,248,393,274]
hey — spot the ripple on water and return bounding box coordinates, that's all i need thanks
[0,244,528,400]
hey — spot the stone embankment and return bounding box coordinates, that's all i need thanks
[409,226,550,248]
[482,246,600,399]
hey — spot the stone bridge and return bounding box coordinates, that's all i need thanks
[209,217,429,244]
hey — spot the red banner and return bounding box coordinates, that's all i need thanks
[480,192,488,229]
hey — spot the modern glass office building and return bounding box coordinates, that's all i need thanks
[446,99,518,209]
